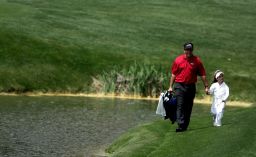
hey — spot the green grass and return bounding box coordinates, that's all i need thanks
[0,0,256,101]
[106,104,256,157]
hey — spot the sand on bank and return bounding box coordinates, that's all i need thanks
[0,92,253,108]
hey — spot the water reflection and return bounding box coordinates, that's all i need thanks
[0,96,158,157]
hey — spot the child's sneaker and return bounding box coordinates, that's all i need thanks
[213,122,221,127]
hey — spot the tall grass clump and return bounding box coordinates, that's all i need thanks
[90,63,170,97]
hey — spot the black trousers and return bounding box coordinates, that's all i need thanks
[174,82,196,130]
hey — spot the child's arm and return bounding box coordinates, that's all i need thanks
[222,85,229,102]
[207,84,215,95]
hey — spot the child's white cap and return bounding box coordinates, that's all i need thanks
[215,71,224,79]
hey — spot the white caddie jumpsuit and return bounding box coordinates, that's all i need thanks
[208,82,229,126]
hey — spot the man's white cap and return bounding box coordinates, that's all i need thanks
[215,71,224,79]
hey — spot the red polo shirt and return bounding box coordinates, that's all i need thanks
[172,54,206,84]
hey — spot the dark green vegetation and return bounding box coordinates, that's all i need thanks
[0,0,255,101]
[106,104,256,157]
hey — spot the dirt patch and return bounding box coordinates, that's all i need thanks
[0,92,253,108]
[194,96,253,108]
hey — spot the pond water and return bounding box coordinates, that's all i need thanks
[0,96,159,157]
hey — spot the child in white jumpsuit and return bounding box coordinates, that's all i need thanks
[208,70,229,127]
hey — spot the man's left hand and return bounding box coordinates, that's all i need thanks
[205,87,209,94]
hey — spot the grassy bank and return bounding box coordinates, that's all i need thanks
[0,0,256,101]
[106,104,256,157]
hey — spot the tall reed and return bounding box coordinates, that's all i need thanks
[90,63,170,97]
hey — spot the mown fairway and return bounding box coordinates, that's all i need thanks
[0,0,256,101]
[106,104,256,157]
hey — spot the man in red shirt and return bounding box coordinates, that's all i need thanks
[168,42,209,132]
